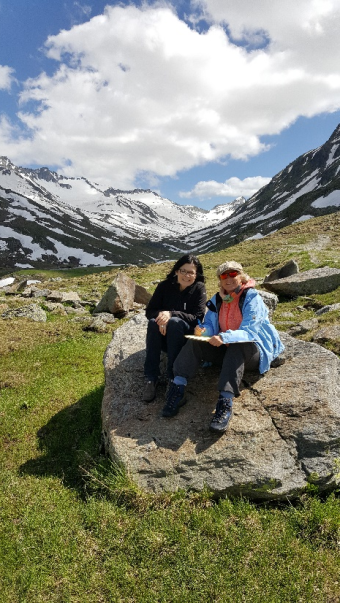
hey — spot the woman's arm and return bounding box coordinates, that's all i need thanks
[219,290,267,344]
[145,282,165,320]
[170,283,207,328]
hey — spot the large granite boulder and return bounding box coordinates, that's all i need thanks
[102,313,340,500]
[263,267,340,297]
[264,259,299,283]
[95,273,151,317]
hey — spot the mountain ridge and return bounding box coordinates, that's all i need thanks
[1,123,340,269]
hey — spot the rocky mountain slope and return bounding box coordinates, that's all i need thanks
[0,156,243,268]
[176,124,340,253]
[1,123,340,269]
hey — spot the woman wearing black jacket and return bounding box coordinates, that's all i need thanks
[143,254,206,401]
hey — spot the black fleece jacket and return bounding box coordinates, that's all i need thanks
[145,278,207,332]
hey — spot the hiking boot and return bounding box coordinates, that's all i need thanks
[162,381,186,417]
[209,396,233,434]
[142,380,158,402]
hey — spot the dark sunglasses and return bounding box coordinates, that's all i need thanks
[220,270,239,279]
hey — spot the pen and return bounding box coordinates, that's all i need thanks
[197,319,204,328]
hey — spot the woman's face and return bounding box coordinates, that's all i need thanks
[175,262,197,291]
[219,271,242,294]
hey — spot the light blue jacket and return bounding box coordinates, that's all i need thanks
[201,289,285,374]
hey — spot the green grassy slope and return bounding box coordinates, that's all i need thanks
[0,213,340,602]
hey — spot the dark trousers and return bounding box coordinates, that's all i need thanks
[144,317,191,381]
[173,339,260,397]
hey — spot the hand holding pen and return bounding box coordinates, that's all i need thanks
[194,318,206,336]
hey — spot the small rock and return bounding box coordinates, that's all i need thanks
[1,303,47,322]
[92,312,116,323]
[315,303,340,316]
[288,318,318,336]
[47,290,81,303]
[84,316,113,332]
[313,325,340,344]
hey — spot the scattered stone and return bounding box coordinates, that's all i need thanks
[47,290,81,303]
[257,290,278,315]
[84,316,114,333]
[102,313,340,500]
[1,303,47,322]
[263,267,340,297]
[92,312,116,324]
[315,303,340,316]
[45,302,67,316]
[22,286,51,298]
[281,312,295,318]
[72,316,92,323]
[94,273,135,316]
[288,318,319,336]
[64,306,86,315]
[16,279,32,292]
[95,274,151,317]
[134,283,152,305]
[264,259,299,283]
[313,325,340,345]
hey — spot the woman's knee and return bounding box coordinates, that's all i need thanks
[167,317,188,334]
[147,318,159,332]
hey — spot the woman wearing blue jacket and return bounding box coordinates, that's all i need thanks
[162,260,284,434]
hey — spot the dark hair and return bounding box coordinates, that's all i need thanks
[167,254,205,282]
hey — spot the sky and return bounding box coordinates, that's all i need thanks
[1,0,340,210]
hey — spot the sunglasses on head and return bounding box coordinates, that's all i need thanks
[219,270,239,279]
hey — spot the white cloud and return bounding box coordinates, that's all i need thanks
[0,2,340,188]
[0,65,15,90]
[180,176,271,200]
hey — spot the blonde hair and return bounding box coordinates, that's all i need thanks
[216,260,250,283]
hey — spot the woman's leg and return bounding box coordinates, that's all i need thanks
[165,317,191,379]
[144,318,164,382]
[163,340,225,417]
[210,343,260,434]
[218,342,260,397]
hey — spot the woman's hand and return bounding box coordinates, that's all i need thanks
[156,311,171,335]
[155,311,171,326]
[194,325,206,336]
[208,335,224,347]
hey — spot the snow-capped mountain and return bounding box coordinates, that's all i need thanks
[3,160,239,238]
[1,122,340,270]
[0,157,244,268]
[173,123,340,253]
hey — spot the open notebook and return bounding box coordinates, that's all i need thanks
[185,335,255,342]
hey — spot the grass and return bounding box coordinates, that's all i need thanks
[1,213,340,601]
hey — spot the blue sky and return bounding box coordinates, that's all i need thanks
[1,0,340,209]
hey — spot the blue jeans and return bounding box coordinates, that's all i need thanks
[144,317,191,381]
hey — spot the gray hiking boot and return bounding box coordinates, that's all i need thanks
[142,380,158,402]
